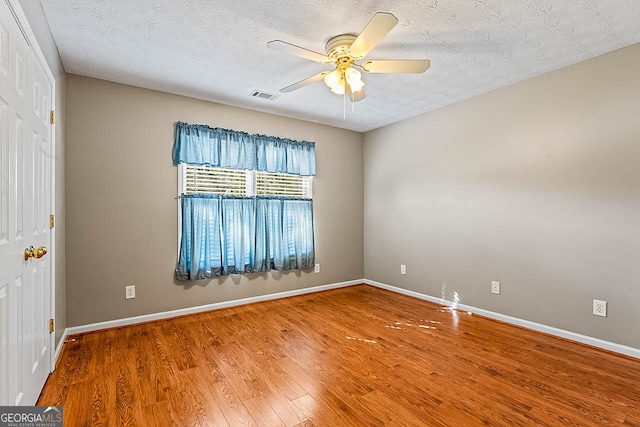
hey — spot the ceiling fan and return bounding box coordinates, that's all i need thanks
[267,12,431,103]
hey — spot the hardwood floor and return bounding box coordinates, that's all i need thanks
[38,284,640,426]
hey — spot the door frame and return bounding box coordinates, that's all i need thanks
[6,0,56,371]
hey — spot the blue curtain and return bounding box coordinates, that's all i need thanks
[176,195,315,280]
[173,122,316,176]
[174,122,316,280]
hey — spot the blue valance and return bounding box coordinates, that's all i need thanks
[172,122,316,176]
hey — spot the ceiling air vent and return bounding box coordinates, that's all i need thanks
[250,90,279,101]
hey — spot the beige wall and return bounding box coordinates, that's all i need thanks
[364,42,640,349]
[65,75,363,326]
[17,0,67,346]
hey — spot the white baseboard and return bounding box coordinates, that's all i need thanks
[55,278,639,364]
[61,279,361,338]
[54,329,68,362]
[365,279,640,360]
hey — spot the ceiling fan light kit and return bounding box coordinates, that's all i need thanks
[323,60,365,96]
[267,12,430,107]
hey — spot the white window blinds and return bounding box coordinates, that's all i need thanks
[182,165,312,198]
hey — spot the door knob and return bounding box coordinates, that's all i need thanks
[24,246,47,261]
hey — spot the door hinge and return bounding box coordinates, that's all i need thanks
[49,319,54,334]
[50,214,55,229]
[50,110,55,125]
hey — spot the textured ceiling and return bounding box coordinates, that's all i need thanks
[39,0,640,132]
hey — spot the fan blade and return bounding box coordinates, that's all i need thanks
[362,59,431,73]
[346,82,366,102]
[280,71,330,93]
[267,40,330,63]
[348,12,399,59]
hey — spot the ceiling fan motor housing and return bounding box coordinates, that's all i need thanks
[325,34,358,62]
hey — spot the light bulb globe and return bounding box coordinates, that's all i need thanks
[330,82,345,95]
[324,70,341,89]
[345,67,361,85]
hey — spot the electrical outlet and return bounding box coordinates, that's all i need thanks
[314,264,320,273]
[593,299,607,317]
[400,265,406,275]
[125,285,136,300]
[491,281,501,295]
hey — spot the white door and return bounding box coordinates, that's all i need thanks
[0,0,53,406]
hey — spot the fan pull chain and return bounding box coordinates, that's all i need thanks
[343,90,346,120]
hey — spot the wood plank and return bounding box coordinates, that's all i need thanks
[182,367,230,427]
[243,394,286,427]
[37,284,640,426]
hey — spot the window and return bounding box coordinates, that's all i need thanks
[173,122,316,280]
[181,165,312,198]
[184,166,248,196]
[256,171,312,198]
